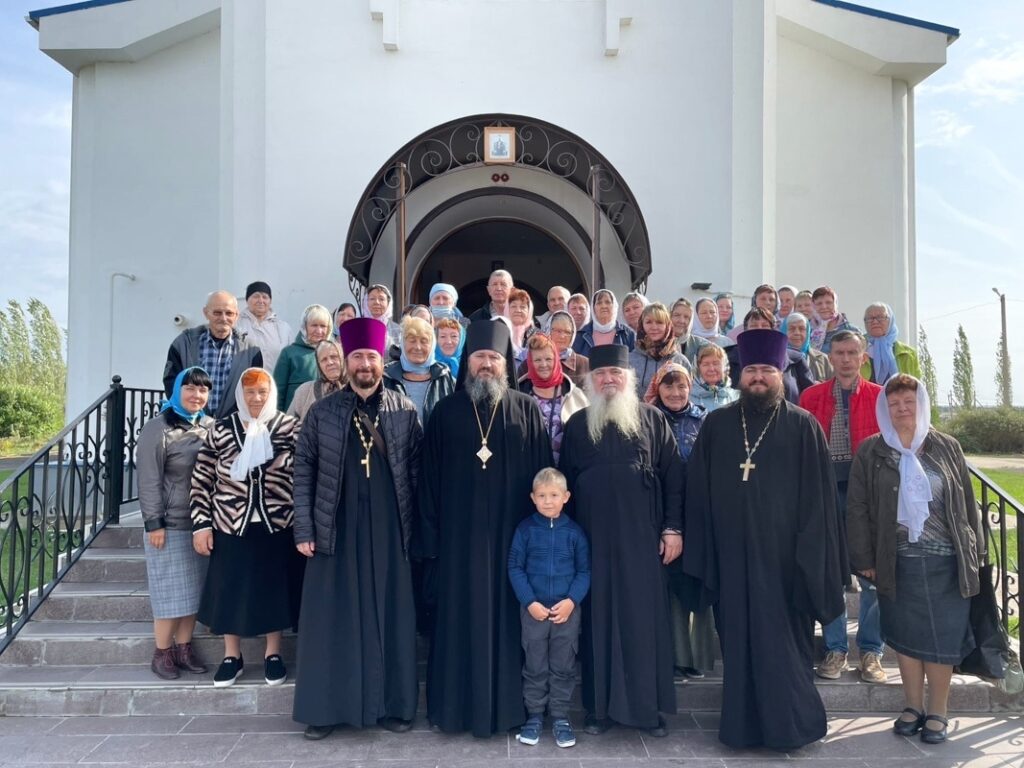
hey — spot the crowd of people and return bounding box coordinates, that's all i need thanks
[136,270,980,752]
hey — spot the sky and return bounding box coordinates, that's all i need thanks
[0,0,1022,406]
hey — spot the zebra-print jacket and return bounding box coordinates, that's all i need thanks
[190,411,299,536]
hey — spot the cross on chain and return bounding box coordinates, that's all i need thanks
[739,457,756,482]
[360,453,371,478]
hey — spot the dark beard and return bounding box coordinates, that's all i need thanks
[466,374,508,406]
[739,387,783,414]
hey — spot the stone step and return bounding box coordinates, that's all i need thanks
[0,661,1014,717]
[62,549,148,583]
[91,525,145,549]
[33,582,152,621]
[0,621,297,667]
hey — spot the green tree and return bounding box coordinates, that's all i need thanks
[0,300,33,387]
[951,324,977,410]
[918,326,941,423]
[27,298,66,397]
[995,329,1013,408]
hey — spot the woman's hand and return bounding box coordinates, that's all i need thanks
[859,568,876,581]
[193,530,214,556]
[296,541,315,558]
[147,529,166,550]
[660,532,683,564]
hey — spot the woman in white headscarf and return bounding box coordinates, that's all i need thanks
[191,368,304,690]
[572,289,636,357]
[846,374,984,745]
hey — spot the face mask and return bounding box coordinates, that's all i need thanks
[430,306,455,319]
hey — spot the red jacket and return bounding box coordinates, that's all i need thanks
[799,378,882,455]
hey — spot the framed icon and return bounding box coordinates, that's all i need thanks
[484,126,516,164]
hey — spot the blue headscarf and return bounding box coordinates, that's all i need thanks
[866,303,900,384]
[714,292,735,333]
[781,312,811,357]
[160,366,209,424]
[399,319,437,375]
[434,323,465,379]
[429,283,464,320]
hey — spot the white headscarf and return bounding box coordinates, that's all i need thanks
[875,378,933,542]
[692,298,720,339]
[230,368,279,481]
[591,289,619,334]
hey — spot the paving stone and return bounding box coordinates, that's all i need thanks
[509,726,645,760]
[644,730,789,760]
[0,733,109,763]
[129,686,259,716]
[34,594,153,621]
[80,733,241,763]
[92,526,144,548]
[50,715,192,735]
[371,729,511,761]
[181,714,303,734]
[0,716,63,735]
[0,688,132,716]
[226,730,378,762]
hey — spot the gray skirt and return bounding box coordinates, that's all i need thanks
[144,529,209,619]
[878,553,974,665]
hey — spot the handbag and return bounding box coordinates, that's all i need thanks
[955,559,1024,694]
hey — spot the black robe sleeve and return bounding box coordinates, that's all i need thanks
[652,410,685,533]
[413,400,445,561]
[682,422,718,610]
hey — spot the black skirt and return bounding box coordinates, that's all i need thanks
[198,525,304,637]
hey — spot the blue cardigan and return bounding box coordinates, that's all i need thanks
[508,512,591,608]
[571,321,636,358]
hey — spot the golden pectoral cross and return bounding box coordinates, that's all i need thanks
[739,457,755,482]
[361,451,371,478]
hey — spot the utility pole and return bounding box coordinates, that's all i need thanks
[992,287,1011,407]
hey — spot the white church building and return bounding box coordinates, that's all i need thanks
[28,0,958,412]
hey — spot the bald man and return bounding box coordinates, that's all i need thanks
[162,290,263,417]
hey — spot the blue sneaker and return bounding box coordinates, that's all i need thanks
[553,718,576,748]
[516,714,543,746]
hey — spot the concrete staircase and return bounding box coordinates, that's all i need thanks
[1,513,1021,717]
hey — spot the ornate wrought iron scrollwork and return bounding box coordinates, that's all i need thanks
[344,114,652,291]
[971,467,1021,634]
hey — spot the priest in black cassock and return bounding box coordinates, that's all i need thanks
[418,320,553,737]
[292,318,422,740]
[558,345,683,736]
[684,329,846,751]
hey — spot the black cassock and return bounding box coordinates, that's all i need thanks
[684,399,845,750]
[292,399,417,728]
[559,404,683,729]
[418,390,552,737]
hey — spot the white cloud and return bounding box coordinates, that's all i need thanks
[916,109,974,148]
[917,184,1017,250]
[921,41,1024,105]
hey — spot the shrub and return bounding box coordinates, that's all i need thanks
[0,384,63,439]
[943,407,1024,454]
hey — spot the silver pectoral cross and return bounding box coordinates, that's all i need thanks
[361,451,371,478]
[476,441,493,469]
[739,457,755,482]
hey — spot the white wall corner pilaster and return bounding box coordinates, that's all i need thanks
[604,0,633,56]
[894,80,916,342]
[370,0,400,51]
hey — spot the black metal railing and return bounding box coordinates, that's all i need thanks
[969,465,1022,636]
[0,377,162,653]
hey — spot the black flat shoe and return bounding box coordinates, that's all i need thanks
[379,717,413,733]
[920,714,949,744]
[893,708,925,736]
[647,716,668,738]
[583,713,613,735]
[303,724,334,740]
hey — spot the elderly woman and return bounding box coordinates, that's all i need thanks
[572,289,635,357]
[567,293,591,331]
[334,303,358,335]
[810,286,860,353]
[434,317,465,379]
[544,310,590,388]
[191,368,303,688]
[629,302,690,396]
[507,288,538,363]
[643,362,714,678]
[428,283,466,325]
[287,340,345,421]
[751,284,780,322]
[273,304,332,411]
[620,291,649,334]
[862,302,922,384]
[517,333,588,463]
[777,285,797,320]
[363,283,402,348]
[690,298,734,349]
[782,312,833,383]
[235,281,293,374]
[669,299,711,365]
[137,367,214,680]
[689,344,738,412]
[847,375,983,744]
[715,292,735,335]
[383,315,455,425]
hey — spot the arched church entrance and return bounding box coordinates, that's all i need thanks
[343,114,651,315]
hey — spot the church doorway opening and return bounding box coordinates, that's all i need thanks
[412,220,585,314]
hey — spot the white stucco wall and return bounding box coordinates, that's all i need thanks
[66,30,220,413]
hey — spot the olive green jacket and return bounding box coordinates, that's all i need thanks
[846,428,985,600]
[860,340,921,383]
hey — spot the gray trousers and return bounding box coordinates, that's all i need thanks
[520,605,581,718]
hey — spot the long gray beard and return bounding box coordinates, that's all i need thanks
[466,374,509,406]
[583,385,642,445]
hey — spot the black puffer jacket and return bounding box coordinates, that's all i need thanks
[293,386,422,556]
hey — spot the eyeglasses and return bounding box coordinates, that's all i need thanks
[864,315,888,323]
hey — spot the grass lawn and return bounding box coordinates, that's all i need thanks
[972,467,1024,507]
[0,469,11,486]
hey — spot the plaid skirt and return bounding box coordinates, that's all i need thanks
[144,529,209,620]
[878,553,975,665]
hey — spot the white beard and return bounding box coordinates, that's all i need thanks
[583,374,642,444]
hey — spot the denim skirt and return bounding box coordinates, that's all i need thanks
[878,553,974,665]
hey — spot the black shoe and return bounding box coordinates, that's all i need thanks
[647,716,668,738]
[583,713,613,735]
[893,708,925,736]
[213,656,243,688]
[429,722,442,733]
[920,714,949,744]
[379,717,413,733]
[304,724,334,740]
[264,654,286,686]
[681,667,705,680]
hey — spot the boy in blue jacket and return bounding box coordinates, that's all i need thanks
[508,467,591,748]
